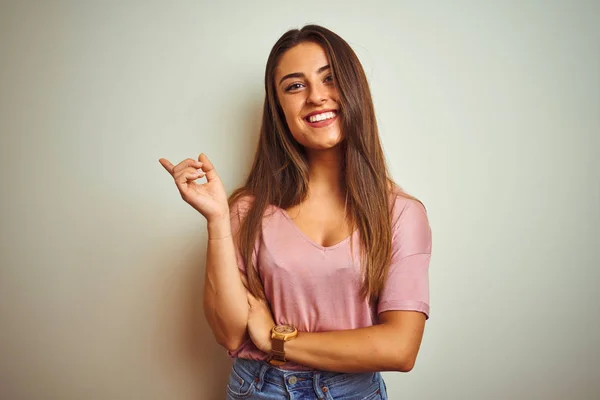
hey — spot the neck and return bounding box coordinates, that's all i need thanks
[305,145,344,199]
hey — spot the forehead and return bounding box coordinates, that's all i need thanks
[275,42,330,78]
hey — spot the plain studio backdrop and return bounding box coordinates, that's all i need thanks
[1,1,598,399]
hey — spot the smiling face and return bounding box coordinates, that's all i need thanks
[274,42,343,151]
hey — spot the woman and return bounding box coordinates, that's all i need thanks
[160,25,432,400]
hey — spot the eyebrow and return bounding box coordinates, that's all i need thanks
[278,64,331,86]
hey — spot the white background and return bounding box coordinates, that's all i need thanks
[1,1,598,399]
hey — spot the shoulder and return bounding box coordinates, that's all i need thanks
[230,193,256,216]
[389,188,432,255]
[228,194,256,234]
[229,193,280,224]
[390,191,427,223]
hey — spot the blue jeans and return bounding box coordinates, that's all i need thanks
[226,358,388,399]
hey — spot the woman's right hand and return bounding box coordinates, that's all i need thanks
[159,153,229,222]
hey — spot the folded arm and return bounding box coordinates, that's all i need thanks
[247,293,426,373]
[283,310,426,372]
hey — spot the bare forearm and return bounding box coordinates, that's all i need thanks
[284,324,418,373]
[203,217,249,350]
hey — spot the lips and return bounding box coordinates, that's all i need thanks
[303,109,338,123]
[303,110,339,128]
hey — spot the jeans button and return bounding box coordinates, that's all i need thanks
[288,376,297,384]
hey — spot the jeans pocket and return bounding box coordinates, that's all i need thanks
[360,382,384,400]
[226,365,256,399]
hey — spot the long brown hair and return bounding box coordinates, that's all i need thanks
[229,24,416,304]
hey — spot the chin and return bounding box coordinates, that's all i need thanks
[304,136,343,151]
[292,127,342,148]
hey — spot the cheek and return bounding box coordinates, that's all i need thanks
[280,101,303,127]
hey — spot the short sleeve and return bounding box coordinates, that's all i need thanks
[377,198,433,319]
[229,196,258,276]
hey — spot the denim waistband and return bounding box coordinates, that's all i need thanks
[233,357,379,390]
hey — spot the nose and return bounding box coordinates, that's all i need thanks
[306,82,327,105]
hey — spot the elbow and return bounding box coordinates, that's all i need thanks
[220,338,241,353]
[394,357,416,372]
[202,300,248,353]
[387,346,418,372]
[375,342,417,372]
[217,334,247,353]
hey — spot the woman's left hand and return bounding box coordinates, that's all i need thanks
[247,292,275,353]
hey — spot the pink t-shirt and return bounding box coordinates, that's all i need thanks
[227,191,432,370]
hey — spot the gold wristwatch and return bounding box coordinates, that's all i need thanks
[269,324,298,365]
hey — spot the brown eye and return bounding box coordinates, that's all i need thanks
[285,83,304,92]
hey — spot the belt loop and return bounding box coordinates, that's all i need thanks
[372,372,379,382]
[254,361,270,391]
[313,372,325,399]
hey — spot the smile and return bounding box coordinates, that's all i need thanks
[306,110,337,123]
[304,110,339,128]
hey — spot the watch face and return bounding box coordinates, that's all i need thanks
[274,325,295,334]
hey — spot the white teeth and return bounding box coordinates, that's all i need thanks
[308,111,336,123]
